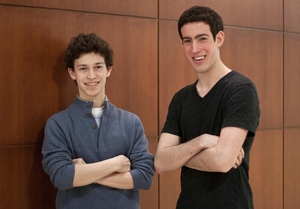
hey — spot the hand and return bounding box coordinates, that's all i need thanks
[233,147,244,169]
[113,155,131,173]
[72,158,86,165]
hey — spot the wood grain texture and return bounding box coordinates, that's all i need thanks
[284,33,300,127]
[284,0,300,32]
[0,0,157,17]
[0,146,57,209]
[249,130,283,209]
[284,128,300,209]
[159,0,283,30]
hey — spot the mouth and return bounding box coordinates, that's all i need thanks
[85,82,100,86]
[193,55,205,62]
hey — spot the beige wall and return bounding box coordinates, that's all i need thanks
[0,0,299,208]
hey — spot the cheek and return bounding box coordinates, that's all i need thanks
[183,46,192,55]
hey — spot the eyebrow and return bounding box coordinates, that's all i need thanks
[76,62,105,67]
[182,33,209,40]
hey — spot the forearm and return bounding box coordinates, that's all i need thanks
[73,159,118,187]
[185,128,248,172]
[95,172,134,189]
[155,138,207,174]
[185,147,222,172]
[185,144,243,172]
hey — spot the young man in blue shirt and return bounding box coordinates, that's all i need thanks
[42,33,155,209]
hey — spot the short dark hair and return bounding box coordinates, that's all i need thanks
[64,33,114,70]
[178,6,224,41]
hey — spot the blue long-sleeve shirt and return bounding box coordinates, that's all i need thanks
[42,97,155,209]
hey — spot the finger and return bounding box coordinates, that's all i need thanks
[239,148,244,158]
[233,162,238,169]
[235,156,242,167]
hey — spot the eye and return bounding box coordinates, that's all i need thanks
[95,65,104,70]
[79,67,87,71]
[182,39,192,45]
[198,37,207,42]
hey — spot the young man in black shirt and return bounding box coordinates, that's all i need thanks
[155,6,260,209]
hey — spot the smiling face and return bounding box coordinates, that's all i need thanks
[181,22,224,74]
[68,52,111,105]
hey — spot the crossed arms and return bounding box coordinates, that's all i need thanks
[72,155,133,189]
[155,126,247,174]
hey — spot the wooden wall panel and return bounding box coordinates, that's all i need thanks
[284,0,300,33]
[221,28,283,130]
[284,128,300,209]
[0,146,57,209]
[141,136,159,209]
[284,33,300,127]
[159,0,282,30]
[0,6,77,146]
[0,0,157,18]
[159,170,181,209]
[249,130,283,209]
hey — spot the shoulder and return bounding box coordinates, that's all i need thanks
[219,71,258,95]
[225,71,255,86]
[46,98,82,126]
[106,102,140,122]
[46,107,72,128]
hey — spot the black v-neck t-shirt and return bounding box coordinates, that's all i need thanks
[162,71,260,209]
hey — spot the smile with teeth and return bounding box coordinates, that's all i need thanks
[193,56,205,61]
[85,82,99,86]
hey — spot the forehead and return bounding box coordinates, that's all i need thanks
[181,22,212,37]
[75,52,105,65]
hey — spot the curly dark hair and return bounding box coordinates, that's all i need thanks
[178,6,224,41]
[64,33,114,71]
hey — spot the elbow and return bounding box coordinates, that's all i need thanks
[154,159,163,174]
[154,160,169,174]
[141,180,153,190]
[134,175,153,190]
[154,164,165,175]
[45,165,75,191]
[155,165,166,174]
[51,175,74,191]
[214,160,235,173]
[132,165,155,190]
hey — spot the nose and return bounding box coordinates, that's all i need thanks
[87,68,96,79]
[191,41,200,54]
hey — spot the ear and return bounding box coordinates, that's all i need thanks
[106,66,113,78]
[179,37,183,45]
[67,68,76,80]
[216,31,225,47]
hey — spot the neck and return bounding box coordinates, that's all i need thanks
[93,95,107,108]
[196,62,231,97]
[77,94,107,108]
